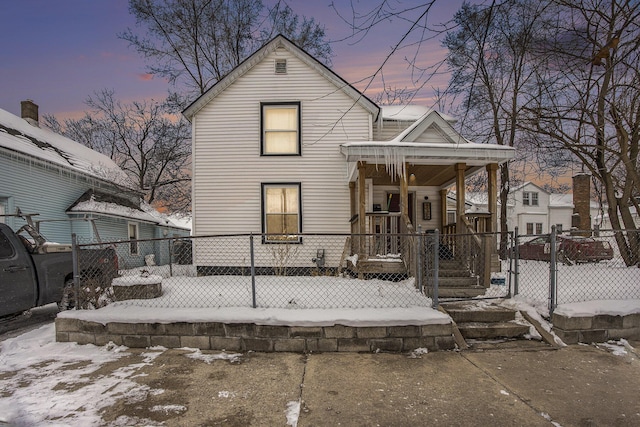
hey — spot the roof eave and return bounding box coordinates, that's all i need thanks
[340,144,515,165]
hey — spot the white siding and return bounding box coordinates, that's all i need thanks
[192,47,372,239]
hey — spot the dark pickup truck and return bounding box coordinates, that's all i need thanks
[0,222,118,317]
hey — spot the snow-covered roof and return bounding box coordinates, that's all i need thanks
[380,105,456,123]
[0,107,133,188]
[550,193,573,208]
[67,190,189,230]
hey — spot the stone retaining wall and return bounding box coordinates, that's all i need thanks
[55,318,455,353]
[552,312,640,344]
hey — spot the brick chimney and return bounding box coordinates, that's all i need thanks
[572,173,591,234]
[21,100,39,127]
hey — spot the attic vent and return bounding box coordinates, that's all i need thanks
[275,59,287,74]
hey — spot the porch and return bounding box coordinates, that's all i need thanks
[341,127,514,295]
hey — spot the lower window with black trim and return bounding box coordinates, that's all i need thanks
[262,183,301,242]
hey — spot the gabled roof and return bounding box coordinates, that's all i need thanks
[0,108,133,189]
[396,110,467,144]
[511,181,549,194]
[381,105,456,123]
[341,109,515,178]
[182,34,380,121]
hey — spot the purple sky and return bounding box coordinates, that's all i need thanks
[0,0,463,120]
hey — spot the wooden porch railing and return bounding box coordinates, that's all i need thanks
[441,215,493,288]
[348,212,417,276]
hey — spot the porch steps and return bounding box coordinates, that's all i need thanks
[436,259,485,298]
[440,302,531,341]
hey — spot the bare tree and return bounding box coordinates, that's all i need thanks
[45,90,192,213]
[443,0,556,257]
[521,0,640,265]
[121,0,332,99]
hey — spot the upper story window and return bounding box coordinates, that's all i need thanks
[261,102,301,156]
[523,191,539,206]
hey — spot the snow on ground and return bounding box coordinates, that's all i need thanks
[0,325,244,426]
[516,259,640,307]
[3,262,640,426]
[60,271,453,326]
[553,299,640,317]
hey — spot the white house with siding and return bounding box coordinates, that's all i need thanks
[183,35,514,282]
[0,101,188,265]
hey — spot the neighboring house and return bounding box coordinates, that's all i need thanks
[0,101,188,260]
[469,179,603,235]
[508,182,552,234]
[182,35,514,286]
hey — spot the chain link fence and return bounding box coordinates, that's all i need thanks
[70,228,639,314]
[513,228,640,315]
[72,233,433,310]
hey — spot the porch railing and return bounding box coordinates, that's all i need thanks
[364,212,401,256]
[442,216,493,288]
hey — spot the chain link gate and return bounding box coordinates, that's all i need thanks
[421,230,513,305]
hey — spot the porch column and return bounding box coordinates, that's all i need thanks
[439,189,448,230]
[400,164,409,220]
[455,163,466,230]
[349,181,356,234]
[358,162,366,256]
[486,163,499,233]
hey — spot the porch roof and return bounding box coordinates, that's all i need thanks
[341,109,514,184]
[340,140,515,165]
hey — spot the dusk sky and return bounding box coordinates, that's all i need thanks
[1,0,465,120]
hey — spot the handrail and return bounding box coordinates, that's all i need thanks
[460,216,491,287]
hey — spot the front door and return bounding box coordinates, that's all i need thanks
[387,192,415,224]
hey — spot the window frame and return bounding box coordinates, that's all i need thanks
[526,222,534,235]
[261,183,302,243]
[523,191,539,206]
[128,222,139,255]
[260,102,301,156]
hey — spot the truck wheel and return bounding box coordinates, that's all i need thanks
[58,280,76,311]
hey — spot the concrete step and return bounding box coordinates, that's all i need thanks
[457,321,531,339]
[441,302,517,323]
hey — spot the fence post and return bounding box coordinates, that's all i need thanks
[168,238,173,277]
[506,231,512,298]
[250,233,256,308]
[549,225,557,315]
[432,229,439,309]
[71,233,80,310]
[416,225,423,293]
[513,227,519,296]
